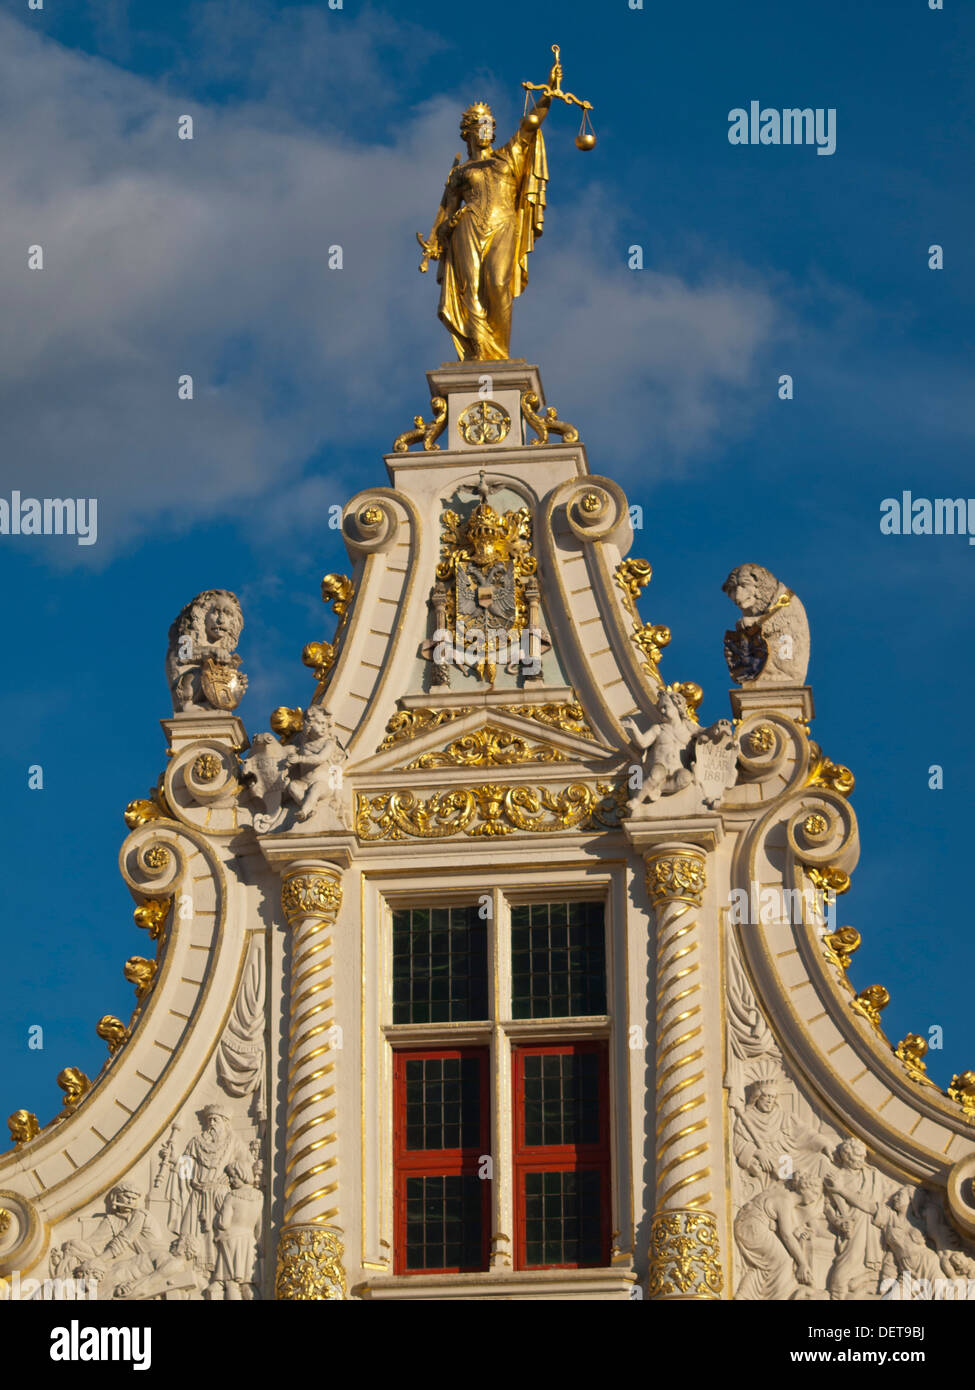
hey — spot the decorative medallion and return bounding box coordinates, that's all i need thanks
[458,399,511,445]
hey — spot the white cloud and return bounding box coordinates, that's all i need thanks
[0,10,782,563]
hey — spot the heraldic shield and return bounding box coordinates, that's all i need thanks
[200,657,247,710]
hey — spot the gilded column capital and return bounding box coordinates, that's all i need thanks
[648,1209,723,1300]
[275,1226,347,1300]
[281,866,343,926]
[645,850,706,908]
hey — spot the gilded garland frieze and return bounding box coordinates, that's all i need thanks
[355,779,627,841]
[405,725,569,769]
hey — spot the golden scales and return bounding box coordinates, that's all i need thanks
[522,44,596,150]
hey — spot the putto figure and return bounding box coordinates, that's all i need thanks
[722,563,810,685]
[166,589,248,713]
[416,57,561,360]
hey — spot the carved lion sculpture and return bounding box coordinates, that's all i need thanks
[723,563,810,686]
[166,589,248,713]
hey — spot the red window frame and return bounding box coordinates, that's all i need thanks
[512,1040,611,1270]
[393,1046,491,1275]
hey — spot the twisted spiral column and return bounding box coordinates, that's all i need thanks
[645,846,723,1300]
[275,862,347,1300]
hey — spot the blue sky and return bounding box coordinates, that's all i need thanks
[1,0,974,1128]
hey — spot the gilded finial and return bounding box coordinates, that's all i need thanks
[823,925,861,973]
[947,1070,975,1121]
[96,1015,130,1057]
[851,984,890,1035]
[124,956,157,1001]
[56,1067,91,1114]
[133,897,170,940]
[7,1109,40,1147]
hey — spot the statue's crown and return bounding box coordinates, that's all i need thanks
[461,102,494,133]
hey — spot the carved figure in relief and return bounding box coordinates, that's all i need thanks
[210,1160,262,1300]
[732,1076,832,1200]
[170,1104,249,1273]
[166,589,247,713]
[734,1174,827,1300]
[51,1183,200,1300]
[877,1187,944,1297]
[723,563,809,685]
[823,1138,888,1300]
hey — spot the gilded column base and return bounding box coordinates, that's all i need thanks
[275,1225,348,1301]
[647,1208,723,1300]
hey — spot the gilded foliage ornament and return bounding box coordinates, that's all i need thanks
[275,1227,347,1300]
[406,725,568,768]
[648,1210,723,1300]
[822,925,861,973]
[947,1071,975,1122]
[133,897,171,941]
[520,390,579,444]
[392,396,447,452]
[894,1033,934,1086]
[807,743,855,796]
[356,780,626,841]
[851,984,891,1034]
[281,872,343,925]
[645,854,706,908]
[7,1109,40,1147]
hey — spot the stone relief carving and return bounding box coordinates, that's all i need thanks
[723,563,810,685]
[217,939,267,1121]
[726,932,975,1299]
[46,1094,265,1300]
[49,1182,202,1300]
[166,589,247,713]
[623,688,737,814]
[242,704,348,832]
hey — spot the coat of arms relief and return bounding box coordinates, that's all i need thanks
[424,473,549,686]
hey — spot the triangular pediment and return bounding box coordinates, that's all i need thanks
[352,701,619,776]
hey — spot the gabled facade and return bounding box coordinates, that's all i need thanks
[3,360,975,1303]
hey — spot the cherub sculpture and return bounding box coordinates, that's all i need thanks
[242,705,348,830]
[166,589,248,713]
[623,687,699,805]
[723,564,810,685]
[285,704,348,824]
[624,688,738,812]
